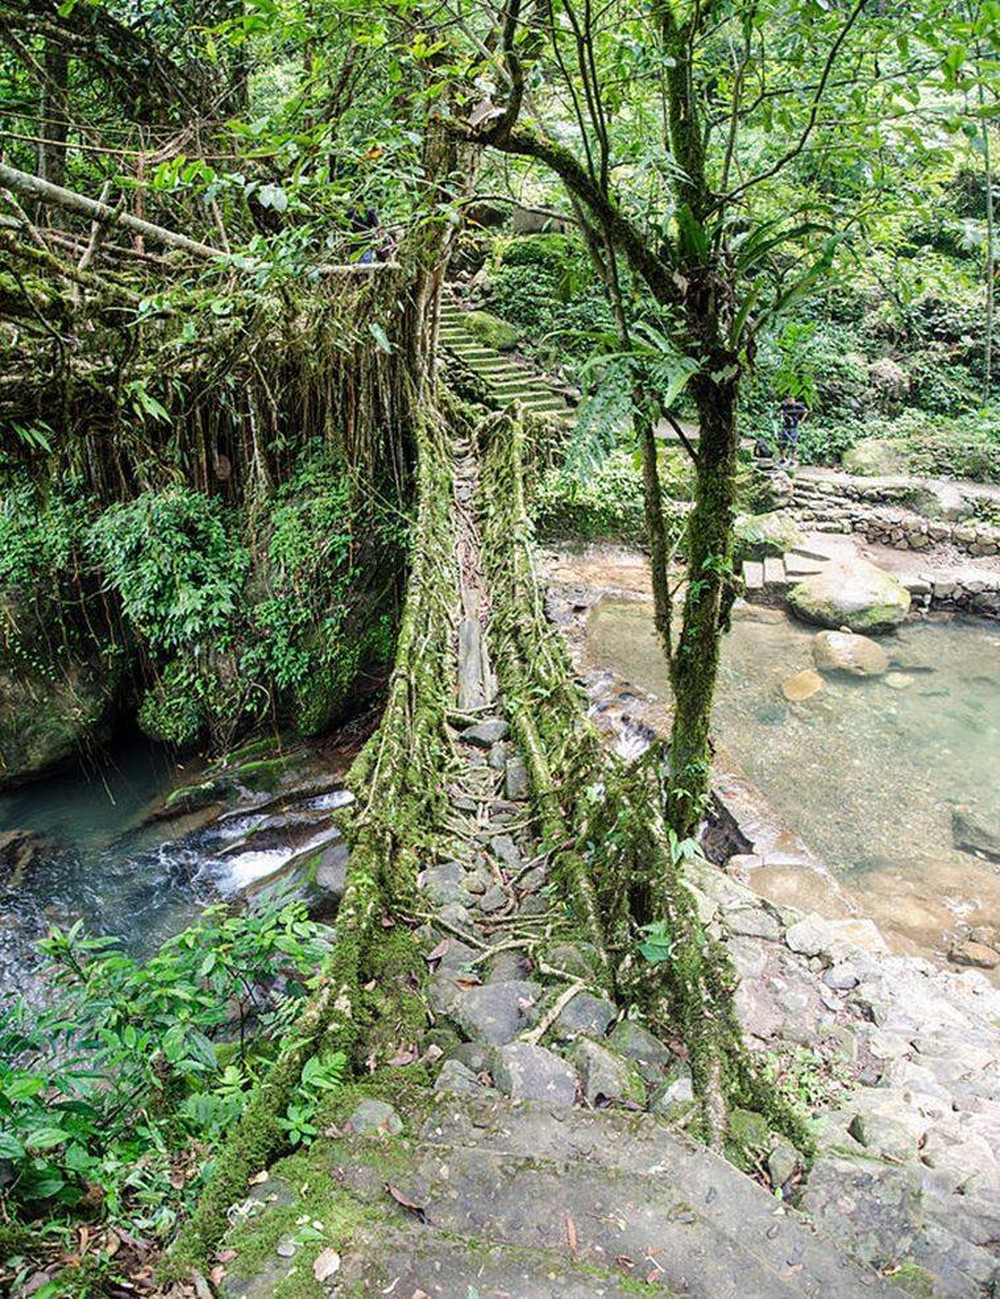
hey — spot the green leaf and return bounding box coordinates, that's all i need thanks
[25,1127,70,1151]
[0,1131,26,1159]
[369,322,393,353]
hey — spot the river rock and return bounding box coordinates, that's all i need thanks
[787,559,911,634]
[461,719,509,748]
[781,669,823,701]
[494,1043,578,1103]
[0,829,53,889]
[811,630,889,677]
[785,914,888,961]
[951,809,1000,863]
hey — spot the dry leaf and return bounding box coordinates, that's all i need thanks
[411,1291,430,1299]
[247,1169,268,1186]
[215,1250,237,1264]
[566,1216,577,1252]
[386,1184,428,1222]
[425,938,450,963]
[420,1043,444,1065]
[615,1254,635,1269]
[313,1247,342,1281]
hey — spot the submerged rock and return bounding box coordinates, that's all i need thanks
[782,669,824,701]
[812,630,889,677]
[788,559,911,634]
[951,809,1000,863]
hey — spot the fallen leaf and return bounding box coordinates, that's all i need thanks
[411,1291,430,1299]
[313,1247,341,1281]
[566,1216,577,1253]
[247,1169,268,1186]
[215,1250,237,1264]
[420,1043,444,1065]
[386,1184,429,1223]
[425,938,450,963]
[389,1044,418,1066]
[615,1254,635,1269]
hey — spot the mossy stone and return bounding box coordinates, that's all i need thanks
[787,559,910,634]
[464,310,520,351]
[733,511,804,561]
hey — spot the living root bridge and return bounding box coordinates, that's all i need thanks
[475,408,806,1152]
[170,407,459,1270]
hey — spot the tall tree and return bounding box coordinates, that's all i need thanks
[442,0,954,837]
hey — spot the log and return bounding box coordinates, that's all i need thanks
[0,162,224,261]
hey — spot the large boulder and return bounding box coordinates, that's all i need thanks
[841,439,912,477]
[0,660,120,789]
[733,512,804,561]
[787,559,910,634]
[811,630,890,677]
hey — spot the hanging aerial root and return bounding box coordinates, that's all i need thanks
[169,407,459,1274]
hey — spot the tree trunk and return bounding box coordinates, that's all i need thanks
[38,41,68,193]
[666,367,740,839]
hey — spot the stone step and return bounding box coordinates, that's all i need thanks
[763,556,788,587]
[325,1098,907,1299]
[743,560,765,591]
[783,552,827,578]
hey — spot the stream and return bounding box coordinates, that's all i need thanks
[586,597,1000,964]
[0,735,353,1002]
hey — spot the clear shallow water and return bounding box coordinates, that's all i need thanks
[586,601,1000,958]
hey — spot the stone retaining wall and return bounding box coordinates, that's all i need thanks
[792,484,999,558]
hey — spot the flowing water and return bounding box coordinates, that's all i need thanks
[586,599,1000,961]
[0,737,352,1000]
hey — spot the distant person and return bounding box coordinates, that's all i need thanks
[777,394,808,466]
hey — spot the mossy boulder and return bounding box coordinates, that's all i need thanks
[464,310,520,352]
[734,511,804,561]
[842,439,912,477]
[0,659,121,789]
[787,559,911,634]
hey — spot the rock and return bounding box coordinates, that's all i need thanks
[0,658,121,789]
[478,884,507,914]
[723,906,782,941]
[434,1059,487,1095]
[650,1063,695,1120]
[884,671,914,690]
[420,859,467,907]
[464,309,519,351]
[553,991,617,1038]
[785,913,889,961]
[947,939,998,970]
[787,559,911,634]
[951,809,1000,863]
[811,630,889,677]
[842,439,912,477]
[848,1111,919,1162]
[571,1038,646,1107]
[608,1021,675,1083]
[488,741,508,771]
[489,834,522,870]
[767,1137,802,1190]
[733,512,804,561]
[0,829,53,889]
[494,1043,578,1103]
[461,719,509,748]
[343,1100,403,1136]
[800,1157,923,1268]
[504,757,530,801]
[781,669,824,701]
[451,980,541,1044]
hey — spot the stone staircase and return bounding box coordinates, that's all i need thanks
[219,1093,907,1298]
[740,542,833,603]
[438,294,574,420]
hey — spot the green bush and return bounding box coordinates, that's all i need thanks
[532,447,688,546]
[0,890,335,1261]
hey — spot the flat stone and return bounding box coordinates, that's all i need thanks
[490,833,523,870]
[494,1043,578,1104]
[800,1157,923,1269]
[343,1099,403,1136]
[504,757,530,801]
[451,980,542,1044]
[782,668,823,701]
[553,991,617,1038]
[462,719,509,747]
[571,1038,646,1107]
[421,859,466,906]
[488,741,508,771]
[786,913,888,961]
[478,884,507,914]
[848,1111,919,1163]
[723,906,782,941]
